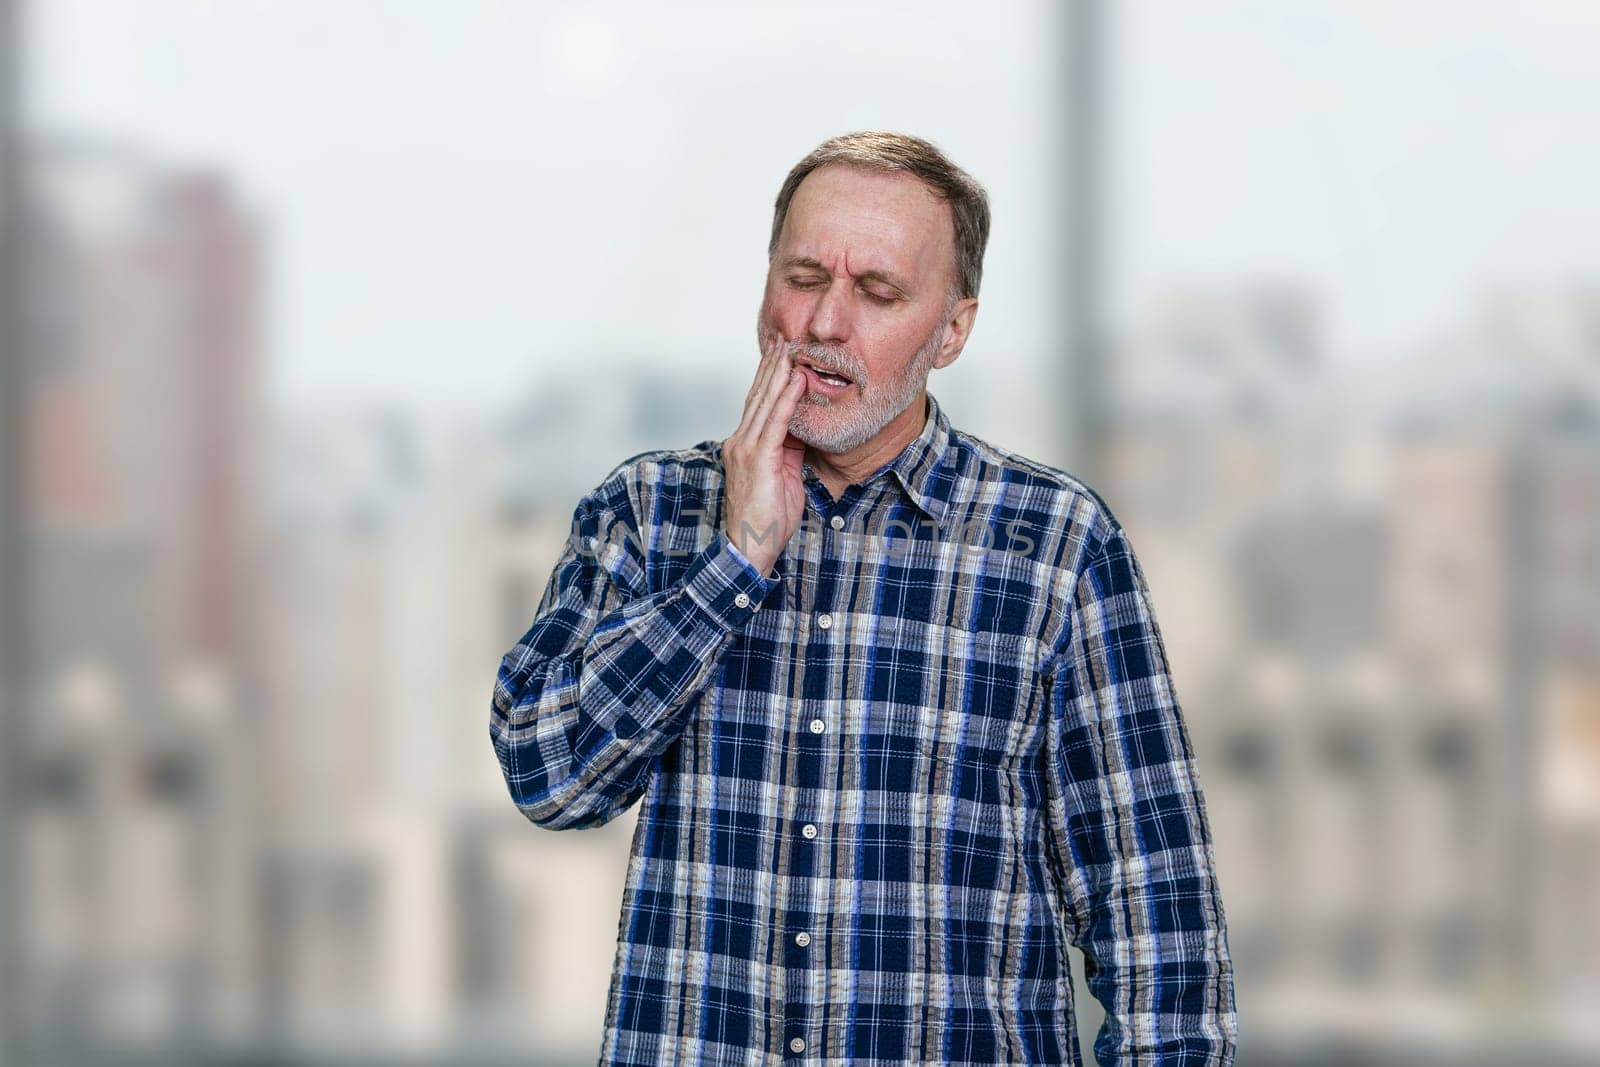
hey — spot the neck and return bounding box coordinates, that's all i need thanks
[805,390,929,501]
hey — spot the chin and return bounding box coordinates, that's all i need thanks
[785,418,827,449]
[790,411,877,454]
[788,412,834,448]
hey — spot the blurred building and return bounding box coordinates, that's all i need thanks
[1106,281,1600,1058]
[249,365,738,1062]
[17,135,266,1056]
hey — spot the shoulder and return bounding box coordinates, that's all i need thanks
[577,439,728,521]
[598,439,725,489]
[944,426,1127,558]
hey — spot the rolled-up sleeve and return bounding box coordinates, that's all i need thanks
[1041,521,1239,1066]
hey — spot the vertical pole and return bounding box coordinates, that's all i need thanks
[1063,0,1107,488]
[1062,3,1109,1063]
[0,0,27,1064]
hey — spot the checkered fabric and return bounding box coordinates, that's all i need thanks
[491,391,1237,1065]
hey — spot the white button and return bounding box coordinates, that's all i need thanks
[795,931,811,947]
[802,823,817,839]
[816,613,832,630]
[733,592,750,608]
[809,718,825,734]
[829,515,845,530]
[790,1037,806,1053]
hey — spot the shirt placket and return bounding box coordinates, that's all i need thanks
[778,475,863,1061]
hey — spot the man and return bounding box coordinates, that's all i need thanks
[490,131,1238,1066]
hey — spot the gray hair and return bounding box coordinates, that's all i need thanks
[767,131,991,305]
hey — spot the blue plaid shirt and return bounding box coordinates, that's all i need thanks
[491,392,1238,1066]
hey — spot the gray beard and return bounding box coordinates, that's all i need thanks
[788,321,946,454]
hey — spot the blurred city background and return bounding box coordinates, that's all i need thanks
[2,1,1598,1064]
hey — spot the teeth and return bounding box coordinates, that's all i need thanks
[818,371,850,385]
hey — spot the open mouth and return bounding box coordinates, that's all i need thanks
[796,358,855,388]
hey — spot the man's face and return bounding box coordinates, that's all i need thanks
[758,164,967,454]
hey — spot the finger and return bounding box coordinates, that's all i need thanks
[755,331,790,400]
[742,332,777,408]
[737,331,787,433]
[747,345,796,445]
[742,334,789,439]
[757,363,806,452]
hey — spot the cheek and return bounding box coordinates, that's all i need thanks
[862,322,930,376]
[870,319,934,364]
[762,290,810,334]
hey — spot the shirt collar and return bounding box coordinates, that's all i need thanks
[797,391,957,528]
[877,391,956,529]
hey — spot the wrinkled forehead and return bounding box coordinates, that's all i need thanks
[778,164,955,290]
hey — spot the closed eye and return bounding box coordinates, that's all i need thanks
[787,276,898,305]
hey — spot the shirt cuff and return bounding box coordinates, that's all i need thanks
[681,529,780,628]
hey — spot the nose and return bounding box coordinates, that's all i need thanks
[803,277,852,346]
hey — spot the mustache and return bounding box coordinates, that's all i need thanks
[791,343,867,384]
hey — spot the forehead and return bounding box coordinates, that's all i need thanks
[779,164,954,286]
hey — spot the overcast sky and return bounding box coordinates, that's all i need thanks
[24,0,1600,419]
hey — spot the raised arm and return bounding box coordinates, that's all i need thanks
[489,476,777,830]
[1040,522,1239,1066]
[492,331,808,831]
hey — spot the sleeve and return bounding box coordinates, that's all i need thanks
[1040,523,1239,1066]
[489,473,779,830]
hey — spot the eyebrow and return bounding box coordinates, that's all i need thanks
[780,255,913,294]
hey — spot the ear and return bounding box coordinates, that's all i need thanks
[931,297,979,370]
